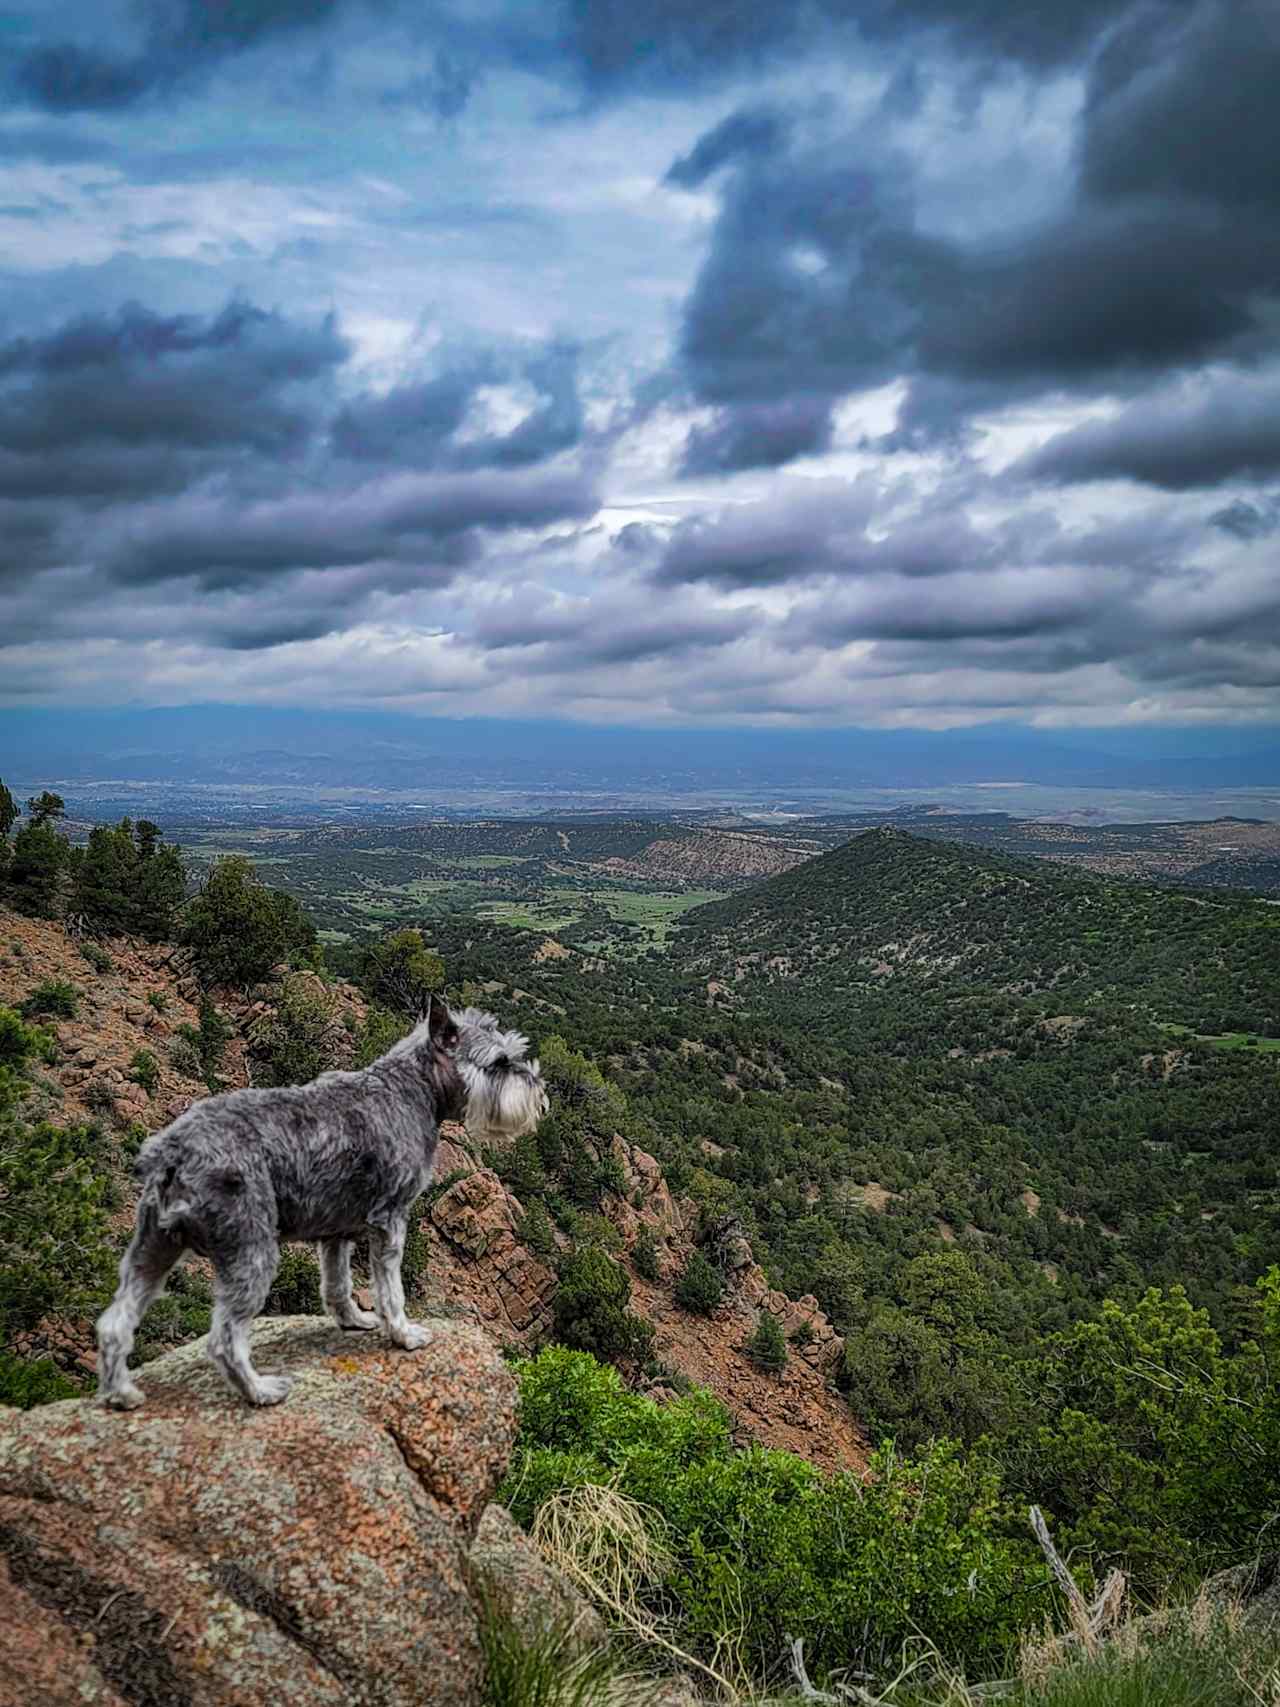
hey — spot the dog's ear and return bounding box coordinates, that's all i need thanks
[426,993,459,1053]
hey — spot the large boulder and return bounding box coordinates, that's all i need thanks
[0,1316,519,1707]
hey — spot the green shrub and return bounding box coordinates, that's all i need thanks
[502,1347,1043,1684]
[80,942,114,974]
[632,1227,660,1282]
[264,1247,322,1315]
[21,978,79,1020]
[0,1118,118,1338]
[83,1079,119,1119]
[674,1249,723,1316]
[358,929,444,1017]
[790,1318,815,1348]
[247,972,345,1087]
[145,989,168,1012]
[168,1034,203,1079]
[0,1350,81,1409]
[553,1245,653,1363]
[744,1310,787,1372]
[128,1048,160,1093]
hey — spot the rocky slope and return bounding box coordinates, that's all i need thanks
[0,1316,568,1707]
[1,907,865,1476]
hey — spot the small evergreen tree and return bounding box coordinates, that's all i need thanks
[745,1310,787,1372]
[633,1225,661,1282]
[553,1244,653,1362]
[675,1248,724,1316]
[182,855,316,987]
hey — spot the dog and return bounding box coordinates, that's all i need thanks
[96,999,547,1410]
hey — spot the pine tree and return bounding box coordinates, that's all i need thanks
[745,1310,787,1372]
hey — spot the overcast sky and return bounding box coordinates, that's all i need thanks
[1,0,1278,732]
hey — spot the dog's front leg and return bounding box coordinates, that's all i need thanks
[319,1238,377,1330]
[368,1219,430,1351]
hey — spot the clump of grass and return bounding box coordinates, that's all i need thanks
[476,1589,658,1707]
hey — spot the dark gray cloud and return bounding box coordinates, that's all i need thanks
[0,301,347,460]
[1019,376,1280,491]
[559,0,1131,97]
[669,0,1280,439]
[664,108,788,189]
[1210,500,1280,542]
[679,397,833,474]
[1082,1,1280,213]
[14,0,343,110]
[332,343,583,470]
[106,468,597,589]
[474,594,753,668]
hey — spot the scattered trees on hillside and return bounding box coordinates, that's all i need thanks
[357,928,445,1016]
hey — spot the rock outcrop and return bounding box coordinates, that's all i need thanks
[0,1316,549,1707]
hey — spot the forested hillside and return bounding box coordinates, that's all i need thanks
[678,827,1280,1037]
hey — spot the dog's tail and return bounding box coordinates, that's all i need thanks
[135,1132,196,1239]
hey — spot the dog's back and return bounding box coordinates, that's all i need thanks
[133,1056,438,1246]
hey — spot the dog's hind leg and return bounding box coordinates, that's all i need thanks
[207,1239,293,1406]
[96,1219,185,1410]
[319,1238,377,1330]
[368,1218,430,1351]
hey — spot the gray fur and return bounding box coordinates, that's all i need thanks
[96,1002,546,1410]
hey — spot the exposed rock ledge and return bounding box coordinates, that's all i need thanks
[0,1317,577,1707]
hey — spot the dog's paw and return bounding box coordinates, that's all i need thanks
[390,1322,431,1352]
[335,1306,379,1332]
[248,1373,294,1407]
[100,1382,145,1411]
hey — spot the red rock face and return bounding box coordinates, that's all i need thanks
[426,1125,867,1477]
[0,1317,518,1707]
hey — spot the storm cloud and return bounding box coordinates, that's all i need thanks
[1,0,1278,730]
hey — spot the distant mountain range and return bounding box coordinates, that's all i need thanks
[2,706,1278,793]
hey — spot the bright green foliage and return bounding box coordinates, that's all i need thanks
[553,1244,653,1362]
[264,1247,322,1315]
[502,1347,1045,1681]
[128,1049,160,1093]
[674,1249,723,1315]
[0,780,17,839]
[20,978,79,1019]
[1008,1278,1280,1597]
[744,1309,787,1372]
[358,928,445,1016]
[183,855,317,987]
[247,971,346,1087]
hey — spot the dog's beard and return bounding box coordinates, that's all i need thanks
[460,1060,548,1142]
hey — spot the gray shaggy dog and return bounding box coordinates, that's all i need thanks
[97,1001,547,1410]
